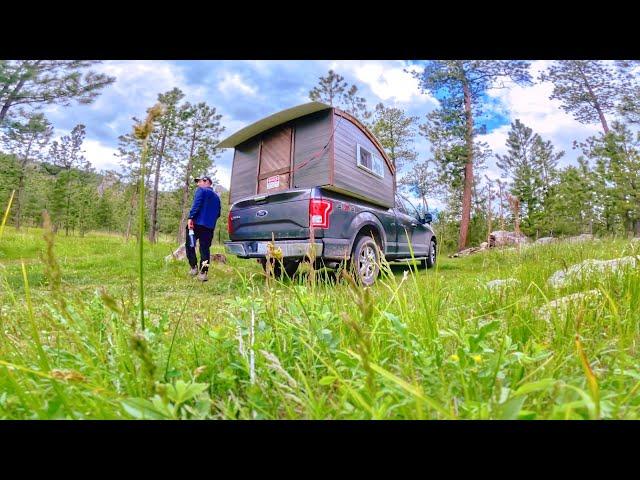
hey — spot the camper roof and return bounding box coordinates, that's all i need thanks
[217,101,332,148]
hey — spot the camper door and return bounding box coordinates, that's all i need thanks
[257,126,293,194]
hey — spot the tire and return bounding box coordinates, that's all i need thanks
[261,258,299,279]
[351,236,381,286]
[424,238,437,269]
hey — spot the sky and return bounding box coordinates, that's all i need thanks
[41,60,607,208]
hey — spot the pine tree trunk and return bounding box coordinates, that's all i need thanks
[458,81,474,251]
[14,138,34,230]
[125,186,137,241]
[0,76,29,124]
[149,128,167,243]
[578,66,610,134]
[177,130,197,244]
[14,173,25,230]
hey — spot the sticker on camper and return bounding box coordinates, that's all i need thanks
[266,175,280,189]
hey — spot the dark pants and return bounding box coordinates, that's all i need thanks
[186,224,214,273]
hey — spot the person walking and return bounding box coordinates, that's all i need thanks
[186,175,221,282]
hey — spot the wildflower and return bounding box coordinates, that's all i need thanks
[450,354,459,362]
[472,354,482,364]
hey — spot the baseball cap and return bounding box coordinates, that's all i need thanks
[194,175,213,184]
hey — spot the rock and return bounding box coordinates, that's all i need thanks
[566,234,595,243]
[212,253,228,264]
[547,256,638,289]
[536,290,602,322]
[164,245,227,264]
[536,236,556,244]
[166,244,187,262]
[489,230,529,247]
[449,245,487,258]
[480,241,489,249]
[486,278,519,291]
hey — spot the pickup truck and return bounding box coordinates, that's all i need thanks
[224,187,437,285]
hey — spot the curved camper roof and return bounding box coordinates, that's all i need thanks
[217,101,395,174]
[217,101,332,148]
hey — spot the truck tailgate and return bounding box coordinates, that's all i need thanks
[229,190,311,241]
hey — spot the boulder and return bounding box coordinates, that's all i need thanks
[535,236,556,244]
[166,244,187,262]
[537,289,602,322]
[566,234,595,243]
[486,278,519,291]
[489,230,529,248]
[164,245,227,265]
[547,256,638,289]
[449,245,487,258]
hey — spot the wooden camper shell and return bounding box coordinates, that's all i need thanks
[218,102,396,208]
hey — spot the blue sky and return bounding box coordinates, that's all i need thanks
[41,60,606,206]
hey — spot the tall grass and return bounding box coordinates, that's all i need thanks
[0,221,639,419]
[133,103,164,331]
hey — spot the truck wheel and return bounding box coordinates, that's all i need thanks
[261,258,299,279]
[423,239,437,269]
[352,236,380,286]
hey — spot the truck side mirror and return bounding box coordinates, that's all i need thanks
[423,212,433,224]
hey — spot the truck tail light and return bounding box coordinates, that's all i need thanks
[309,198,332,229]
[227,210,233,235]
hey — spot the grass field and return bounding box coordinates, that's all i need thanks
[1,226,639,419]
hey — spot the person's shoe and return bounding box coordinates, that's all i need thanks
[189,267,198,277]
[197,272,208,282]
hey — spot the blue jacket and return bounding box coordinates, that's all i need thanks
[189,187,221,229]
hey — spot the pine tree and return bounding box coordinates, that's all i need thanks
[175,101,224,243]
[545,159,595,236]
[149,88,185,243]
[539,60,624,134]
[0,60,115,125]
[418,104,489,222]
[495,119,563,235]
[0,112,53,228]
[309,70,347,106]
[309,70,372,123]
[48,124,90,234]
[579,122,640,236]
[414,60,531,250]
[371,103,418,171]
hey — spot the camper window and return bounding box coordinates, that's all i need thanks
[357,144,384,179]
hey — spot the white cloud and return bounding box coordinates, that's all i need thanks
[215,164,232,189]
[218,72,258,97]
[93,61,190,111]
[329,61,437,105]
[478,60,604,172]
[83,139,120,171]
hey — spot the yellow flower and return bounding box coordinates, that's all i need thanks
[450,354,459,362]
[472,354,482,364]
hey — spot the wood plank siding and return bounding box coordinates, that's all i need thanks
[257,125,292,194]
[229,138,260,204]
[291,109,332,189]
[332,111,395,208]
[228,106,394,208]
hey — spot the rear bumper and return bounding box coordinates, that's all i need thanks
[225,238,351,260]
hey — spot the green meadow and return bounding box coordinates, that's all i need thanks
[1,226,639,419]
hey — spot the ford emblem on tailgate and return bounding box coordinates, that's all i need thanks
[256,210,268,217]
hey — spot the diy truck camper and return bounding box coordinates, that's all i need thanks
[219,102,396,208]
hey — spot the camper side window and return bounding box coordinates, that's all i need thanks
[357,144,384,179]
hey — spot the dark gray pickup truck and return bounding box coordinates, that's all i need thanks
[224,187,437,285]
